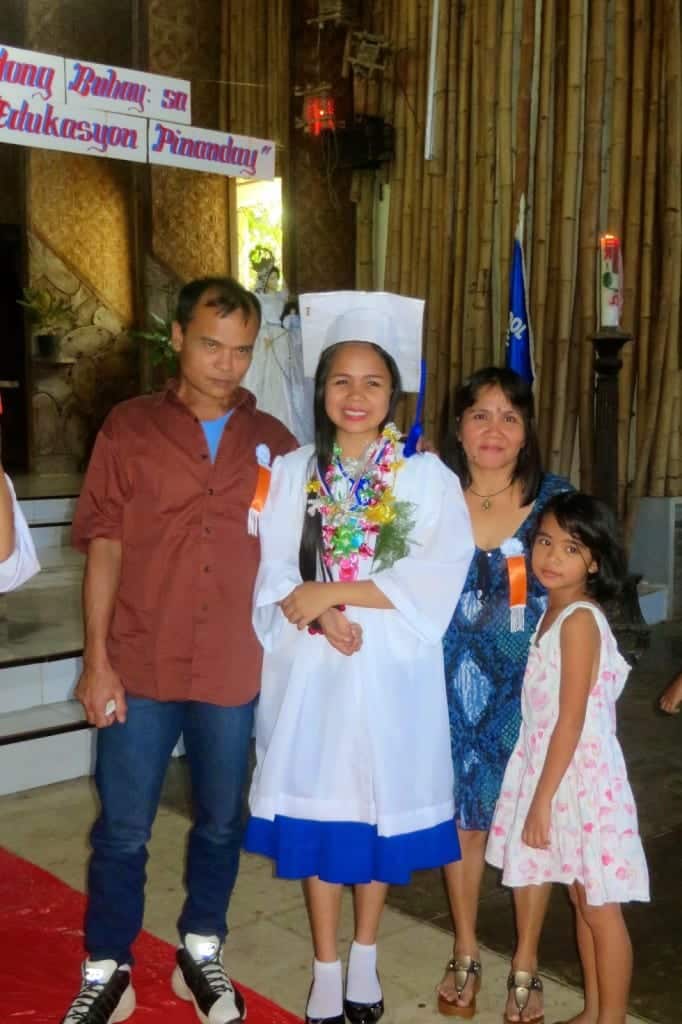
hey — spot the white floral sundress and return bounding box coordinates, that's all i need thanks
[486,601,650,906]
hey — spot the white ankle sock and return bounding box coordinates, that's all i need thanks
[307,958,343,1019]
[346,941,382,1004]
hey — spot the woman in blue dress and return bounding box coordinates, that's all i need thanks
[436,368,570,1018]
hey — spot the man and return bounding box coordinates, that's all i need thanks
[61,277,297,1024]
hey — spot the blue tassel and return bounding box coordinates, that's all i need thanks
[403,359,426,457]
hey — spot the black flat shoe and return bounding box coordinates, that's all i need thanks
[306,1015,345,1024]
[343,997,384,1023]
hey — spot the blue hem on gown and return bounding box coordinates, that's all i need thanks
[244,814,461,885]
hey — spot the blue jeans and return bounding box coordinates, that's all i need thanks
[85,695,255,964]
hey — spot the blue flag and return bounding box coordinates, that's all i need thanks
[506,236,534,383]
[404,358,426,457]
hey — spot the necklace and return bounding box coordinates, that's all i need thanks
[305,423,416,575]
[468,481,513,511]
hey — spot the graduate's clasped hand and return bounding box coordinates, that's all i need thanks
[280,583,363,656]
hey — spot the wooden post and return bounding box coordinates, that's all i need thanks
[591,327,632,511]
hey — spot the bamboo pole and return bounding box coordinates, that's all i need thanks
[427,0,450,177]
[618,0,647,512]
[539,4,565,462]
[435,0,457,433]
[513,0,536,231]
[496,0,515,360]
[635,0,662,458]
[461,2,482,380]
[412,0,429,297]
[548,0,583,473]
[559,288,583,474]
[649,0,681,497]
[444,6,471,401]
[667,371,681,496]
[529,1,555,396]
[631,0,681,504]
[607,0,630,511]
[354,171,374,290]
[384,0,406,294]
[399,0,418,293]
[577,0,607,492]
[468,0,497,373]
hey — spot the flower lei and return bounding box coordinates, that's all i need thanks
[306,423,417,579]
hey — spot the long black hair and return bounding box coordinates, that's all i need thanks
[443,366,543,505]
[299,341,402,582]
[535,491,628,600]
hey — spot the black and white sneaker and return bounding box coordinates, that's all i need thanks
[171,933,246,1023]
[60,959,135,1023]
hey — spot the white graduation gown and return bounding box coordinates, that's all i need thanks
[246,444,474,881]
[0,474,40,593]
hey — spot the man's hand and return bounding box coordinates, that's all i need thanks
[521,795,551,850]
[280,582,334,629]
[318,607,363,656]
[75,660,127,728]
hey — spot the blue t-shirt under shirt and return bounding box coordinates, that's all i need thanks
[201,410,233,463]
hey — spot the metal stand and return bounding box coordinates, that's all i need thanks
[590,327,632,511]
[590,327,648,662]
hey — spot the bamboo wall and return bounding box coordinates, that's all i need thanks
[355,0,682,511]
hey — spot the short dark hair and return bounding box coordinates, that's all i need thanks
[299,341,402,583]
[443,366,542,505]
[174,276,261,332]
[535,491,628,600]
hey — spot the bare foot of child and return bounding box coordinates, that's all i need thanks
[660,672,682,714]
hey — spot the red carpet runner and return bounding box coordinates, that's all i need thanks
[0,845,303,1022]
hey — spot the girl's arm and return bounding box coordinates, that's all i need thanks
[522,608,600,849]
[280,579,393,629]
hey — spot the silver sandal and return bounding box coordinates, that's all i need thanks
[437,955,482,1018]
[505,970,544,1023]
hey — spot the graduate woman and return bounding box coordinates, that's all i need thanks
[245,292,475,1024]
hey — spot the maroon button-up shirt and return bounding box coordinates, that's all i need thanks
[72,384,297,706]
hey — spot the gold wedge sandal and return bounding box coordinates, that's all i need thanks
[437,955,482,1018]
[504,970,544,1024]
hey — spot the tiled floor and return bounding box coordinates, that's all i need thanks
[0,773,650,1024]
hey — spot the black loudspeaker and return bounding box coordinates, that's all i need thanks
[323,116,394,170]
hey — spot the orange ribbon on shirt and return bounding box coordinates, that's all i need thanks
[506,554,527,632]
[247,464,271,536]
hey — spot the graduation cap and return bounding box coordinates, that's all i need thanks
[299,290,424,393]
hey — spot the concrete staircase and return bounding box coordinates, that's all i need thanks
[0,490,93,795]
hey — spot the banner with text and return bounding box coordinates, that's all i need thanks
[149,120,275,180]
[0,43,274,181]
[0,93,147,163]
[0,44,66,104]
[65,59,191,125]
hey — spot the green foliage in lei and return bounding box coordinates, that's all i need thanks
[372,499,418,572]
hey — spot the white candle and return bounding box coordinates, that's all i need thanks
[599,234,622,328]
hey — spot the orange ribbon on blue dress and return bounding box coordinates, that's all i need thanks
[506,553,527,632]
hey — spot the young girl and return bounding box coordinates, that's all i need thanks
[486,492,649,1024]
[244,293,474,1024]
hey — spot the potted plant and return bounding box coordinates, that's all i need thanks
[17,287,76,359]
[132,312,178,379]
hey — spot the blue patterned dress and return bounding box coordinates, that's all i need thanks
[443,473,571,831]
